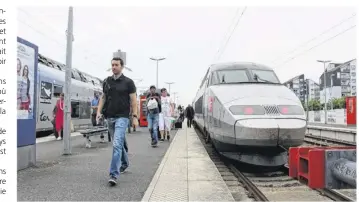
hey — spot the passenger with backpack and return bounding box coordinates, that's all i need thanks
[96,57,138,187]
[146,85,161,147]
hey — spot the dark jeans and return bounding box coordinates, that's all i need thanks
[187,118,193,128]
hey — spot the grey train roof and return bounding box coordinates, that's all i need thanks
[209,62,274,71]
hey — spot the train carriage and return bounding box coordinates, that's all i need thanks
[36,54,103,136]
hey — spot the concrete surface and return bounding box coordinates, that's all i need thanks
[18,127,177,201]
[141,125,235,201]
[308,122,357,129]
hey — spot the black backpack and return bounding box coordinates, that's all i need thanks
[101,76,112,118]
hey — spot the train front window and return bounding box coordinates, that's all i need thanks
[215,69,249,84]
[251,70,280,84]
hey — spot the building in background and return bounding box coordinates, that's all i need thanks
[319,59,356,104]
[305,79,320,103]
[283,74,306,103]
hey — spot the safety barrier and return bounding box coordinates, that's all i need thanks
[288,146,356,189]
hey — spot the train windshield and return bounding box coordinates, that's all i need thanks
[215,69,249,84]
[251,69,280,84]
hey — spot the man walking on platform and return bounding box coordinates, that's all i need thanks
[185,104,195,128]
[146,85,161,146]
[96,57,138,187]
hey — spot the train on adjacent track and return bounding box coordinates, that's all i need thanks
[192,62,307,167]
[35,54,103,136]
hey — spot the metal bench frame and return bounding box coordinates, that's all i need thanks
[78,127,109,148]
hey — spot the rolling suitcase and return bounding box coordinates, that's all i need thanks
[175,121,182,129]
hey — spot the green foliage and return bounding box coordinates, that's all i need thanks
[306,97,346,111]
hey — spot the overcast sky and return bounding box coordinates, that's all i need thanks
[17,6,356,105]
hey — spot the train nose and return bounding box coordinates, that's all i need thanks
[234,118,306,147]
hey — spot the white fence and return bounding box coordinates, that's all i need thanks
[307,109,347,125]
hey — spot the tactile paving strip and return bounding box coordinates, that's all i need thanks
[150,180,188,201]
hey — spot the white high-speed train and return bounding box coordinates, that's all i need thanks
[192,62,307,167]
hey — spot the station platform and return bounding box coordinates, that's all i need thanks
[18,128,176,201]
[141,125,235,201]
[308,122,356,129]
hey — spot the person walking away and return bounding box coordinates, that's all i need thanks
[159,88,174,141]
[179,106,185,122]
[185,104,195,128]
[91,93,105,142]
[96,57,138,187]
[146,85,161,146]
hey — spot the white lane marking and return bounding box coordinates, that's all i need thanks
[36,132,82,144]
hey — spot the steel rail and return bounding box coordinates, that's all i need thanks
[227,163,269,201]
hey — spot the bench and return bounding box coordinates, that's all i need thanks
[77,126,109,148]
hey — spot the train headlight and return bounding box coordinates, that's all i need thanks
[229,105,265,115]
[278,105,304,115]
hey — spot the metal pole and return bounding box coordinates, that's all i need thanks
[63,7,73,155]
[306,80,309,121]
[156,61,159,88]
[323,62,327,124]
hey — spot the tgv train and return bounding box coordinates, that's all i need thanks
[192,62,307,167]
[36,54,103,136]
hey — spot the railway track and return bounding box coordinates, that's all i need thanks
[304,134,356,146]
[193,125,355,201]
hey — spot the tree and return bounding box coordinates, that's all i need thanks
[332,97,345,109]
[308,99,321,111]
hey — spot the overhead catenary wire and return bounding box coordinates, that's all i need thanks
[275,24,356,69]
[214,6,247,62]
[271,13,356,65]
[18,9,101,62]
[212,7,241,63]
[17,17,101,68]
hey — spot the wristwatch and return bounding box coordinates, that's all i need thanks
[133,115,137,118]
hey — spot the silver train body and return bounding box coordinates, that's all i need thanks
[192,62,307,167]
[36,54,102,135]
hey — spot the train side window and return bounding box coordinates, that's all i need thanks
[53,85,63,97]
[71,101,80,118]
[210,72,219,85]
[79,101,91,119]
[195,95,203,114]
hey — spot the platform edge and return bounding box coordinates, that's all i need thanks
[141,129,180,201]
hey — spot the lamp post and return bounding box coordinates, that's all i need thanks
[150,57,166,88]
[63,6,74,155]
[317,60,331,124]
[165,82,174,94]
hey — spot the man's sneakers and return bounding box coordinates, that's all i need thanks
[108,176,117,186]
[151,140,158,147]
[120,166,128,174]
